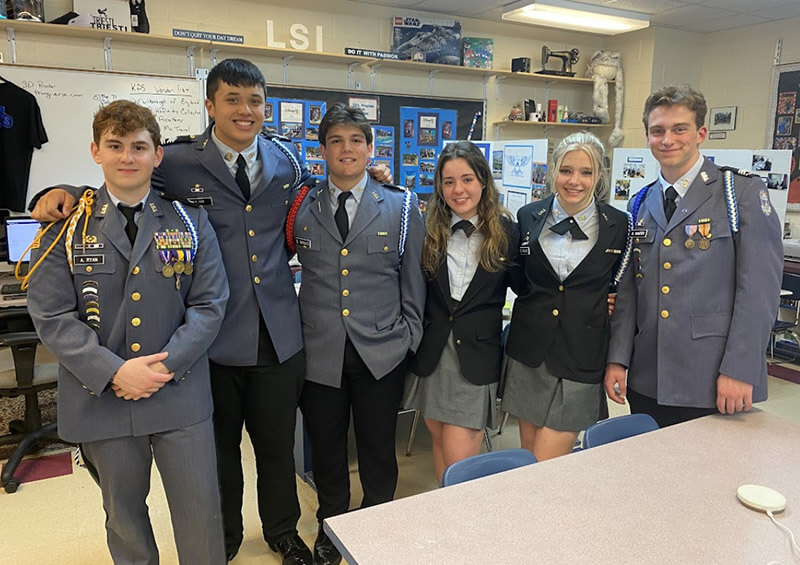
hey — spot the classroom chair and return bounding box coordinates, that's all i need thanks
[582,413,659,449]
[440,448,537,487]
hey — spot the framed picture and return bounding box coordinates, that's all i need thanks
[709,106,737,131]
[348,96,380,122]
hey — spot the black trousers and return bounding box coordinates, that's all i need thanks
[209,324,306,553]
[627,387,716,428]
[300,338,407,523]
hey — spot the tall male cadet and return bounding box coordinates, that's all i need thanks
[27,100,228,564]
[605,85,782,427]
[32,59,391,564]
[291,104,425,565]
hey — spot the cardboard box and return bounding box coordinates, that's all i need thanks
[392,15,461,65]
[71,0,131,32]
[462,37,493,69]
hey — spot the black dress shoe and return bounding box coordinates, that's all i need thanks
[270,533,313,565]
[314,525,342,565]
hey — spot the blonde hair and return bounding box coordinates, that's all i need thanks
[550,131,608,203]
[422,141,512,277]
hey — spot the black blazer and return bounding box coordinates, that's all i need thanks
[412,217,520,385]
[506,194,629,384]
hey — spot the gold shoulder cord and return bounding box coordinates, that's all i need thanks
[17,189,96,290]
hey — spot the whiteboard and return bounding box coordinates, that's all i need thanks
[0,64,206,207]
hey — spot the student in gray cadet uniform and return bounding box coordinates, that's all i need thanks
[605,84,783,427]
[26,100,228,564]
[31,59,392,565]
[288,104,425,565]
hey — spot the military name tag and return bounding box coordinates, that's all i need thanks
[74,255,105,265]
[605,248,622,254]
[520,246,531,255]
[187,196,213,206]
[73,242,104,251]
[632,228,649,238]
[295,237,311,249]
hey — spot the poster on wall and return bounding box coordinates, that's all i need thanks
[610,148,791,226]
[399,106,458,193]
[768,63,800,210]
[265,98,327,181]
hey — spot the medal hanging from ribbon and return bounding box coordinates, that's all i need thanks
[697,220,711,250]
[684,224,698,249]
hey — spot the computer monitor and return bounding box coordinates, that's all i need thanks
[4,217,41,264]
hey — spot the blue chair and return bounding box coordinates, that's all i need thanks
[440,448,537,487]
[582,413,659,448]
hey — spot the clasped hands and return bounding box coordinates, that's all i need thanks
[111,352,174,401]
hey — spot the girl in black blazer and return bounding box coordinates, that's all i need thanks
[405,141,520,484]
[502,132,630,461]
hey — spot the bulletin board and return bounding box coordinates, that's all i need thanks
[267,85,483,192]
[768,62,800,210]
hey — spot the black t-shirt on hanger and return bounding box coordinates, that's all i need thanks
[0,80,48,212]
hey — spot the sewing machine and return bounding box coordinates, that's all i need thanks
[538,46,580,77]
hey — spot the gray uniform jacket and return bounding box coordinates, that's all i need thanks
[27,187,229,443]
[607,159,782,408]
[293,178,426,387]
[153,126,309,365]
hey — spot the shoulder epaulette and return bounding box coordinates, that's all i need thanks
[162,134,198,146]
[717,165,753,178]
[260,130,291,143]
[158,192,200,207]
[382,183,407,192]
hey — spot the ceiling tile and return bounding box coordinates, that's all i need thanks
[680,13,770,33]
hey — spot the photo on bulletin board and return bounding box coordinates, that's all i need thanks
[308,162,325,176]
[776,115,793,136]
[442,121,453,140]
[778,92,796,115]
[492,150,503,178]
[306,145,322,160]
[265,102,274,123]
[348,96,380,122]
[309,104,323,125]
[281,101,304,122]
[403,119,414,138]
[306,127,319,141]
[418,128,438,146]
[282,122,303,139]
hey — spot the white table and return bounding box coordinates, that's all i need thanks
[325,411,800,564]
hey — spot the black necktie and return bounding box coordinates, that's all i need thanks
[118,203,143,245]
[235,154,251,200]
[335,192,351,239]
[550,216,588,240]
[664,185,678,221]
[452,219,476,237]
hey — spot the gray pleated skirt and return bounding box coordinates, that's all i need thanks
[404,332,498,430]
[500,355,603,433]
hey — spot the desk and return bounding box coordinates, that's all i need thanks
[325,411,800,564]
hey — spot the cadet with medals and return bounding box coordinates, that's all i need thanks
[25,101,229,564]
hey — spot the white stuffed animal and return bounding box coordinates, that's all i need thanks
[586,51,624,147]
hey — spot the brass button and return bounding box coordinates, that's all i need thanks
[132,266,140,275]
[661,285,670,294]
[254,276,261,284]
[456,339,462,345]
[448,315,454,322]
[245,204,253,212]
[248,229,255,237]
[341,248,349,256]
[131,343,141,352]
[663,262,672,270]
[383,246,389,252]
[85,266,93,273]
[558,285,564,292]
[663,238,672,247]
[131,317,141,327]
[342,289,349,297]
[131,292,141,301]
[660,310,669,319]
[251,254,258,262]
[341,269,349,276]
[342,309,350,317]
[635,238,640,244]
[284,200,289,205]
[552,309,559,316]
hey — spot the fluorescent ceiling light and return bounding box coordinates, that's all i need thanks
[502,0,649,35]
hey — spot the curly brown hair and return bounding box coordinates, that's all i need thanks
[92,100,161,147]
[422,141,512,277]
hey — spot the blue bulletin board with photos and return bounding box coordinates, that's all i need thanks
[263,97,327,181]
[400,107,458,193]
[372,126,395,180]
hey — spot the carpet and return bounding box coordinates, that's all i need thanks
[1,451,73,485]
[768,363,800,385]
[0,388,70,461]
